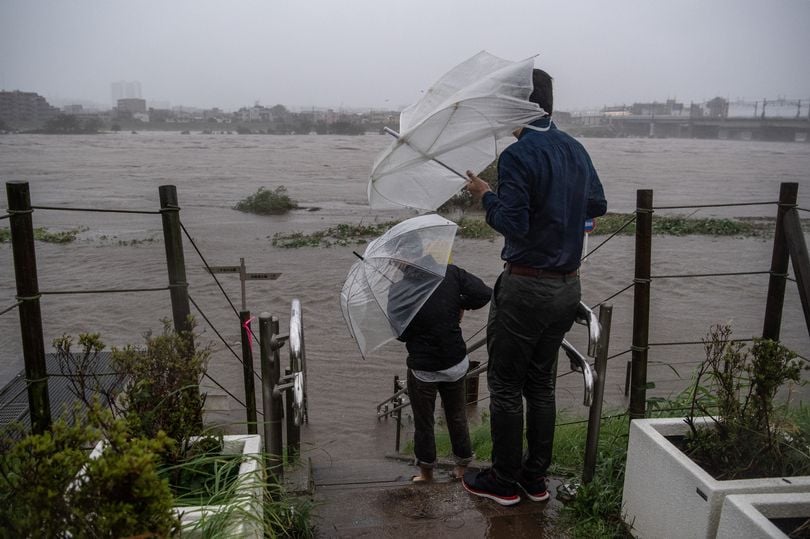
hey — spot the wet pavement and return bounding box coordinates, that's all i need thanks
[310,457,571,538]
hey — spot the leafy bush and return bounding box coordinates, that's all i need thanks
[683,325,809,480]
[0,412,178,537]
[110,319,213,469]
[234,186,298,215]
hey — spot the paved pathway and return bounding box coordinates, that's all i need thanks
[309,458,572,538]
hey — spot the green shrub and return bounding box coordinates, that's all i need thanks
[683,325,809,480]
[110,319,213,470]
[0,412,178,537]
[234,186,298,215]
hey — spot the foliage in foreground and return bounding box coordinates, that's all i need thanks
[29,321,316,538]
[234,186,299,215]
[0,410,179,538]
[682,325,809,480]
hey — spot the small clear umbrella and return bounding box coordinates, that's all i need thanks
[340,214,458,358]
[368,50,547,212]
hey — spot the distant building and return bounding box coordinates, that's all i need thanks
[630,99,685,117]
[63,104,84,114]
[111,80,142,105]
[0,90,60,124]
[116,98,147,116]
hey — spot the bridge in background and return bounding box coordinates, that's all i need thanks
[564,97,810,142]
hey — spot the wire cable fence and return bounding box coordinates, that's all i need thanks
[634,196,809,414]
[2,198,263,426]
[179,220,264,386]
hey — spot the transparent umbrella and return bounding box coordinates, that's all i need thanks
[368,50,547,212]
[340,214,458,358]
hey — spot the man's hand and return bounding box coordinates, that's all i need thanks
[465,170,492,202]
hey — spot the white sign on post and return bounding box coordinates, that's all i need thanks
[204,258,281,311]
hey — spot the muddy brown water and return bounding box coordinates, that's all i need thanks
[1,133,808,466]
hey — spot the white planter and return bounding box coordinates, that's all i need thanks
[174,434,263,538]
[89,434,263,538]
[716,493,810,539]
[621,417,810,539]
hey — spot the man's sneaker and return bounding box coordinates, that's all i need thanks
[518,474,550,502]
[462,469,521,506]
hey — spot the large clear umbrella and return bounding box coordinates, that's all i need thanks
[340,214,458,358]
[368,50,547,212]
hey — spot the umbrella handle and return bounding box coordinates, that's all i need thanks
[383,127,468,181]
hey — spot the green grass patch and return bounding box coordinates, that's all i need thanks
[234,186,298,215]
[0,226,86,244]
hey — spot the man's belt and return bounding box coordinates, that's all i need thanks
[504,262,578,279]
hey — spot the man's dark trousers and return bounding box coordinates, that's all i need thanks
[486,270,580,484]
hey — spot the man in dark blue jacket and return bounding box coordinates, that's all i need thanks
[394,262,491,482]
[463,68,607,505]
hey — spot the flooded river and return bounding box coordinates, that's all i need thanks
[1,132,808,462]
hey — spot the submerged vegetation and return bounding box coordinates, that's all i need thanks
[268,211,789,249]
[234,186,299,215]
[0,226,87,244]
[271,220,399,248]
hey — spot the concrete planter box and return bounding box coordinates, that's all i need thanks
[90,434,263,538]
[716,493,810,539]
[621,417,810,539]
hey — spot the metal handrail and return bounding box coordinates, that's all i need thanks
[562,338,595,407]
[289,298,308,425]
[377,301,601,417]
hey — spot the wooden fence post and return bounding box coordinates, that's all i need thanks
[158,185,192,335]
[630,189,653,420]
[6,181,51,434]
[763,182,798,340]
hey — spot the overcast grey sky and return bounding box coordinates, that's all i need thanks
[1,0,809,112]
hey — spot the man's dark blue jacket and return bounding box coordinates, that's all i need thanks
[482,118,607,272]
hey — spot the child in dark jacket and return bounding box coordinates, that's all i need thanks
[396,263,491,482]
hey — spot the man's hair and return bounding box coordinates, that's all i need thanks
[529,69,553,116]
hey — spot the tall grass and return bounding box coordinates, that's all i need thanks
[169,451,315,538]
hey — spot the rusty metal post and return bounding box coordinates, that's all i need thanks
[6,181,51,434]
[259,313,284,483]
[763,182,797,341]
[394,375,402,453]
[158,185,192,335]
[284,367,300,462]
[583,304,613,484]
[240,310,257,434]
[630,189,653,420]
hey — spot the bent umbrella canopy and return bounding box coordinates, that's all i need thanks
[340,214,458,359]
[368,50,547,212]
